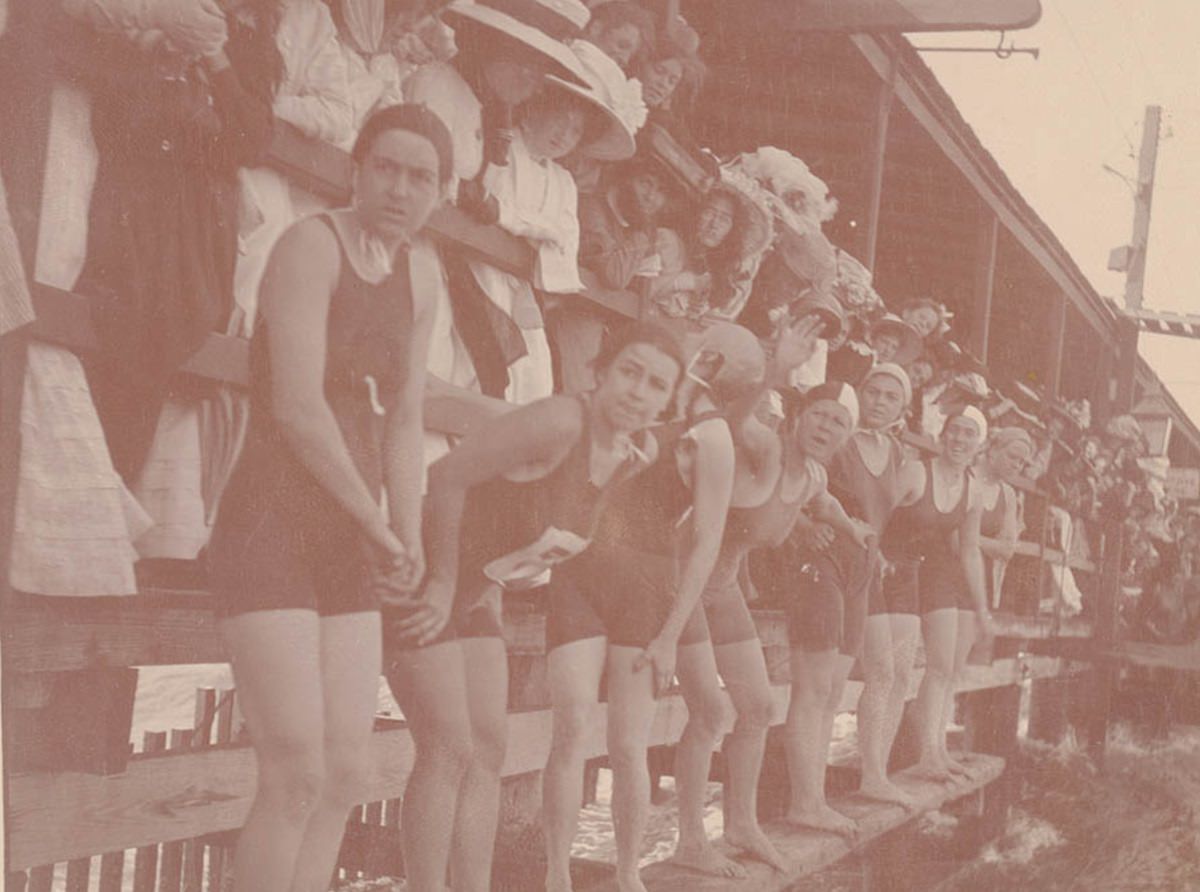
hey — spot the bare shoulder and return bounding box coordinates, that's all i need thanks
[269,216,341,277]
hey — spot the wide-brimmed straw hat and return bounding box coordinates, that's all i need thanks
[711,163,775,268]
[867,314,922,366]
[443,0,591,86]
[543,39,647,161]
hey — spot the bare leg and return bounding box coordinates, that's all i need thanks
[289,612,382,892]
[386,640,474,892]
[784,649,856,838]
[715,639,789,872]
[856,614,915,808]
[941,610,979,774]
[606,644,663,892]
[451,636,509,892]
[542,637,607,892]
[670,641,745,878]
[912,608,958,782]
[222,610,324,892]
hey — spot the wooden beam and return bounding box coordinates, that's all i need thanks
[6,649,1076,871]
[851,35,1119,349]
[972,212,999,362]
[1111,641,1200,672]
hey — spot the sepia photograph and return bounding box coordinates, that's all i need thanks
[1,0,1198,889]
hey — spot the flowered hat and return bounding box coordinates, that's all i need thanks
[544,39,647,161]
[713,163,775,268]
[867,314,922,366]
[732,146,838,230]
[443,0,592,86]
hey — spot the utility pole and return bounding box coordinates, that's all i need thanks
[1123,105,1162,310]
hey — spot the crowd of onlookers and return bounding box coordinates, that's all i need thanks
[2,0,1193,637]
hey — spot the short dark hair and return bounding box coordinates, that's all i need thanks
[592,321,686,381]
[351,103,455,186]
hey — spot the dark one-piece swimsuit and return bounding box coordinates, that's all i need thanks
[209,213,412,618]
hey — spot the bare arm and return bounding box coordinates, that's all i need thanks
[658,419,735,642]
[382,269,437,581]
[260,218,398,554]
[424,396,584,593]
[959,483,990,620]
[810,489,872,548]
[979,482,1020,561]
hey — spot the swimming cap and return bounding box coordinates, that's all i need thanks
[863,362,912,407]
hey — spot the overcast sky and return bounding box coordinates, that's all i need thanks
[916,1,1200,426]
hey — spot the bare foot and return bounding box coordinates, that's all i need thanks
[615,869,648,892]
[911,758,958,784]
[668,843,748,878]
[724,824,789,873]
[784,803,859,839]
[857,778,919,810]
[941,753,972,777]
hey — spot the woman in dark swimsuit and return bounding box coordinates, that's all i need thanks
[207,106,449,892]
[387,322,684,892]
[783,363,911,836]
[541,321,753,892]
[915,425,1030,777]
[670,363,872,879]
[867,407,992,798]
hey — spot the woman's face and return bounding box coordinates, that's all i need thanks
[904,306,939,339]
[990,439,1033,482]
[697,194,736,250]
[593,342,680,432]
[794,400,855,465]
[353,129,443,243]
[593,22,642,69]
[858,374,906,430]
[872,332,901,363]
[908,359,934,389]
[484,59,542,105]
[941,415,984,467]
[521,102,585,161]
[639,56,684,107]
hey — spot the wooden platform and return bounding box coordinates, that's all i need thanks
[583,754,1006,891]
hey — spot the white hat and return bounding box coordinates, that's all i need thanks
[443,0,592,86]
[543,39,647,161]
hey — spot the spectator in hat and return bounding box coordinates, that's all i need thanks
[402,0,591,402]
[468,38,644,404]
[647,163,774,328]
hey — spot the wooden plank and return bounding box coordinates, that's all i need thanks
[64,858,90,892]
[6,652,1080,870]
[26,865,54,892]
[590,755,1006,891]
[851,35,1119,349]
[131,732,166,892]
[1112,641,1200,672]
[5,589,1092,674]
[98,851,125,892]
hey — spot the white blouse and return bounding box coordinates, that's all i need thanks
[484,130,583,294]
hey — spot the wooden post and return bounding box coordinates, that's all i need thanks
[961,684,1021,842]
[1028,677,1068,744]
[971,212,999,364]
[1046,294,1068,400]
[862,43,897,272]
